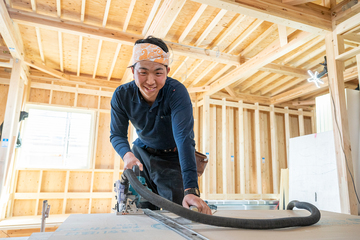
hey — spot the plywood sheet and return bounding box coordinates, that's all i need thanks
[51,91,75,106]
[100,96,111,110]
[48,213,185,240]
[41,171,66,192]
[93,172,113,192]
[68,171,91,192]
[77,94,98,109]
[29,88,50,104]
[65,199,89,214]
[13,199,36,216]
[95,113,115,169]
[90,198,112,213]
[16,170,40,193]
[37,199,63,215]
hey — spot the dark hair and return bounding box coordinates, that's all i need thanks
[134,36,169,53]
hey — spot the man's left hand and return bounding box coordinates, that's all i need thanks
[182,194,212,215]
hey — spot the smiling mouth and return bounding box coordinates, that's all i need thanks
[144,86,156,92]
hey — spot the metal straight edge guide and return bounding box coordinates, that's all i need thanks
[143,209,209,240]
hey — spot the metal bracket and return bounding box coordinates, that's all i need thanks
[40,200,51,232]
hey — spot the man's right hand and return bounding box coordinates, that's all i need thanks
[123,152,143,171]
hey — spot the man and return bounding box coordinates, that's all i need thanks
[110,36,211,215]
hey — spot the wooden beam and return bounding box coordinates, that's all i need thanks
[107,43,121,81]
[92,40,103,78]
[203,65,232,86]
[56,0,61,17]
[225,86,236,98]
[226,19,263,53]
[241,24,278,57]
[298,108,304,136]
[325,31,358,215]
[179,4,207,43]
[142,0,161,35]
[335,10,360,35]
[191,0,331,35]
[9,9,241,66]
[240,72,272,91]
[26,60,121,88]
[282,0,314,5]
[35,27,44,62]
[187,86,209,93]
[332,1,360,29]
[145,0,186,38]
[205,31,315,96]
[343,33,360,44]
[195,9,227,47]
[0,2,28,82]
[336,46,360,61]
[357,54,360,82]
[123,0,135,32]
[210,14,247,49]
[188,62,217,87]
[260,63,309,79]
[284,107,290,167]
[278,24,288,47]
[183,60,204,83]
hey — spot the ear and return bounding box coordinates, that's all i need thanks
[167,67,170,74]
[131,67,134,74]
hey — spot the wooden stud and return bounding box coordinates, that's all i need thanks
[357,54,360,82]
[30,0,36,12]
[311,109,316,134]
[270,105,279,194]
[194,97,199,151]
[229,107,235,194]
[210,105,217,194]
[298,108,305,136]
[254,103,262,194]
[93,40,103,79]
[325,31,357,215]
[238,101,245,194]
[123,0,136,32]
[201,95,210,198]
[178,4,207,43]
[222,98,227,194]
[62,171,70,214]
[284,107,290,167]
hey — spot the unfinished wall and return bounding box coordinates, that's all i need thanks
[0,84,9,124]
[196,98,314,200]
[8,81,121,217]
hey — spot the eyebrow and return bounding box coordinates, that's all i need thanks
[138,67,165,71]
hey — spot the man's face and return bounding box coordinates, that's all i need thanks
[132,61,170,104]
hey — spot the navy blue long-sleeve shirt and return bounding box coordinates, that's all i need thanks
[110,77,198,190]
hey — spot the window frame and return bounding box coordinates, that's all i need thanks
[17,104,97,170]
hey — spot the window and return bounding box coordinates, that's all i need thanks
[17,105,95,169]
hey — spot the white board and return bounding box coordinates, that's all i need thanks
[289,131,341,213]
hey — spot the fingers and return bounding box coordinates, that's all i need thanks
[137,161,144,171]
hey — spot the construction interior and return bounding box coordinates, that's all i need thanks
[0,0,360,239]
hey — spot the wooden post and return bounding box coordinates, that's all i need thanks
[222,98,228,195]
[0,59,24,208]
[284,107,290,168]
[270,105,279,194]
[298,108,304,136]
[356,55,360,84]
[202,95,210,198]
[194,97,199,151]
[325,32,358,215]
[229,107,235,194]
[311,110,316,134]
[238,101,245,194]
[254,103,262,194]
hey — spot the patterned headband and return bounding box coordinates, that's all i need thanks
[131,43,170,66]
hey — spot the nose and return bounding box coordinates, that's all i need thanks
[146,73,156,85]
